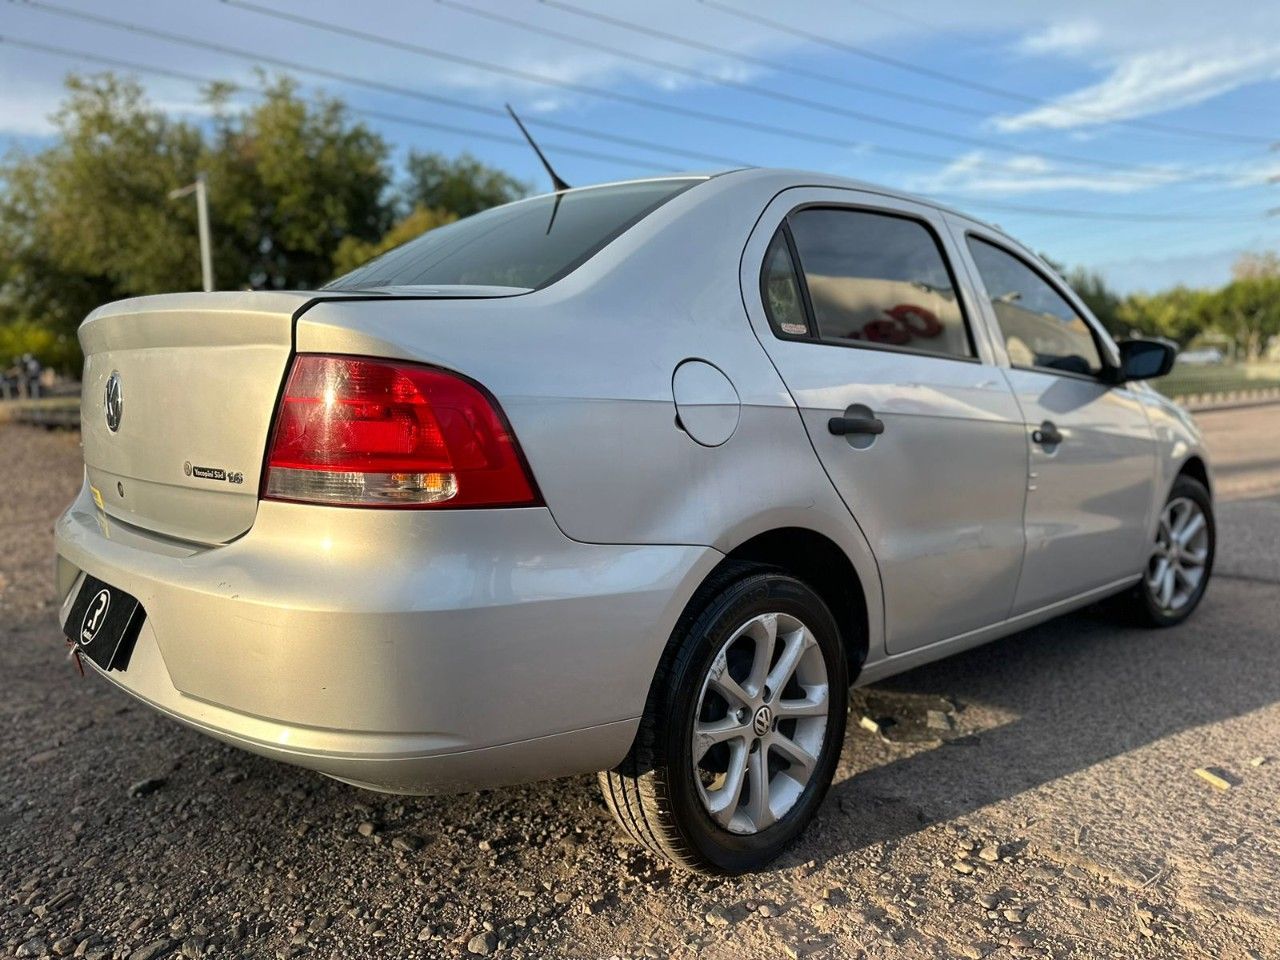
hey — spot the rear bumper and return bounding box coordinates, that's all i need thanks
[54,484,719,793]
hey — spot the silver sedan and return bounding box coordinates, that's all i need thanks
[55,169,1213,874]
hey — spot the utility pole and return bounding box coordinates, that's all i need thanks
[168,172,213,292]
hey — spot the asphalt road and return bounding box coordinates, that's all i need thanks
[2,405,1278,960]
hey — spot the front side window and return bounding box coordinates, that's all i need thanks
[784,208,974,360]
[966,237,1104,377]
[326,178,700,291]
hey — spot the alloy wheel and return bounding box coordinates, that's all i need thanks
[1147,496,1210,613]
[691,612,829,835]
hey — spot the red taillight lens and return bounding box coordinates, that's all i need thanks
[262,355,540,509]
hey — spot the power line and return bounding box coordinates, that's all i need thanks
[0,35,687,173]
[216,0,1252,184]
[439,0,999,124]
[1,0,1046,180]
[2,25,1269,224]
[695,0,1276,146]
[4,2,746,168]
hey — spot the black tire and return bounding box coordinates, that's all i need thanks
[599,563,849,875]
[1126,475,1215,627]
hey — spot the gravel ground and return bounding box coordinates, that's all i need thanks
[3,407,1279,960]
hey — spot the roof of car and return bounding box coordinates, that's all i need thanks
[525,167,1012,245]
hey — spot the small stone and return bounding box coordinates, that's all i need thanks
[978,844,1001,862]
[757,903,777,917]
[131,940,175,960]
[467,931,497,955]
[584,898,608,915]
[356,821,377,837]
[705,905,732,926]
[783,945,804,960]
[180,937,206,958]
[927,709,954,730]
[953,860,976,874]
[1194,767,1231,791]
[1249,756,1268,767]
[977,893,1000,909]
[1002,908,1025,923]
[16,938,46,959]
[391,835,423,852]
[128,777,166,798]
[1065,895,1089,910]
[959,946,985,960]
[52,936,77,956]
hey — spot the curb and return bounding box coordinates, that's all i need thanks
[1176,387,1280,413]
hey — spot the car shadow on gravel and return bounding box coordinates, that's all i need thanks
[794,579,1279,870]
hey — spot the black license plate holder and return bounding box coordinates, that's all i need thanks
[62,574,145,672]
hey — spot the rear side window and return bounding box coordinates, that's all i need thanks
[966,237,1104,378]
[326,178,700,291]
[761,229,810,337]
[783,208,974,360]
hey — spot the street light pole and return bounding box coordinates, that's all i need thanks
[168,172,214,292]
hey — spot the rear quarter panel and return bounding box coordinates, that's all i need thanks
[296,172,887,659]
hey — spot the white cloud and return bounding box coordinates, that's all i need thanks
[1016,20,1102,57]
[995,43,1280,132]
[906,151,1185,196]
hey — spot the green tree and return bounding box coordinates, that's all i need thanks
[0,74,203,349]
[403,151,528,218]
[1218,254,1280,361]
[0,74,396,369]
[203,76,392,290]
[1115,287,1211,345]
[1063,266,1123,337]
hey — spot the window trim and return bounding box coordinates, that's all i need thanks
[758,221,815,343]
[963,232,1115,384]
[762,202,982,365]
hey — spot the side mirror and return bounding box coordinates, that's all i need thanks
[1115,338,1176,382]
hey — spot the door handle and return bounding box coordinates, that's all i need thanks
[1032,421,1063,446]
[828,416,885,436]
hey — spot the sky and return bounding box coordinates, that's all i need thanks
[2,0,1279,294]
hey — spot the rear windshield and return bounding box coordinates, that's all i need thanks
[325,178,701,292]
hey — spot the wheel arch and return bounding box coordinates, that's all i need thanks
[713,526,871,682]
[1177,454,1212,498]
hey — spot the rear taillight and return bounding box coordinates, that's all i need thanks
[262,355,540,509]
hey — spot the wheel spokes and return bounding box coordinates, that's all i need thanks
[765,627,810,702]
[1176,510,1206,547]
[744,745,775,831]
[769,731,818,780]
[707,652,752,710]
[775,684,829,719]
[693,715,748,763]
[743,613,777,698]
[704,740,749,828]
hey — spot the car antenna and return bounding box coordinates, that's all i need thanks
[505,104,571,193]
[505,103,569,235]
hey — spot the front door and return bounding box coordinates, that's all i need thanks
[744,190,1029,654]
[958,229,1156,614]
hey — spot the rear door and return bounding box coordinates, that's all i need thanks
[953,223,1156,613]
[742,188,1028,654]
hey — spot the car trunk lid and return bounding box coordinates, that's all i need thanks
[79,291,311,545]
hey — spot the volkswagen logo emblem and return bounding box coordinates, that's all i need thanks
[104,371,123,432]
[752,704,773,737]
